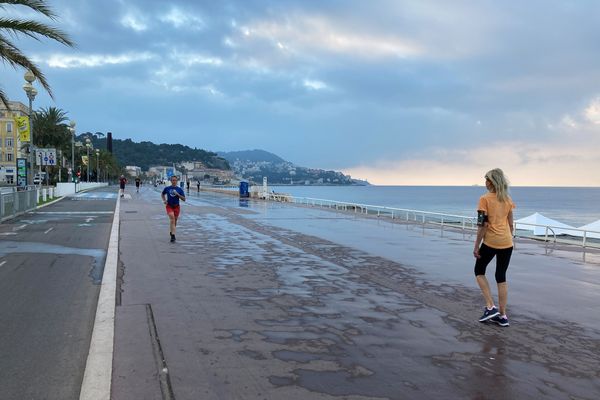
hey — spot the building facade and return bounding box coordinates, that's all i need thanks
[0,101,29,185]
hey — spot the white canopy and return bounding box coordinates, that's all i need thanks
[576,220,600,239]
[515,213,577,236]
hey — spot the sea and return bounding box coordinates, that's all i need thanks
[270,185,600,228]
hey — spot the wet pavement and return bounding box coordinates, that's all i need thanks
[0,187,117,400]
[113,188,600,400]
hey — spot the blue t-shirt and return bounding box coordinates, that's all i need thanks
[162,185,185,206]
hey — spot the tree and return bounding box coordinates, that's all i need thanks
[33,106,70,149]
[0,0,74,108]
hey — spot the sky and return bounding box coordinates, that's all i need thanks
[2,0,600,186]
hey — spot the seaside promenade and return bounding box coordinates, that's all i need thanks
[112,187,600,400]
[1,186,599,399]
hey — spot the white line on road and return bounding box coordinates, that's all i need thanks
[44,227,54,234]
[0,232,17,236]
[13,224,26,231]
[79,196,120,400]
[0,261,6,267]
[32,211,113,215]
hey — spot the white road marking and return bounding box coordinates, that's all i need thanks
[0,232,17,236]
[79,196,120,400]
[44,227,54,234]
[32,211,113,215]
[0,261,6,267]
[13,224,26,231]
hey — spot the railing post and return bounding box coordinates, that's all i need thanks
[392,211,394,219]
[583,231,587,248]
[545,226,548,242]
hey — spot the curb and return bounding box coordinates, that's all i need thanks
[79,195,120,400]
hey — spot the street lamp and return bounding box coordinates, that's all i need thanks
[95,149,100,182]
[23,70,37,186]
[69,120,76,182]
[85,137,91,182]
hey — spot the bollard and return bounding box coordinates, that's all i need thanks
[42,188,47,202]
[37,189,40,204]
[49,187,53,199]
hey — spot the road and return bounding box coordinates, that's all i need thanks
[0,188,117,400]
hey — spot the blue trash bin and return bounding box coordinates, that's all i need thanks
[239,181,249,198]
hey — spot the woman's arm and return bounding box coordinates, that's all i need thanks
[474,225,487,258]
[508,210,514,236]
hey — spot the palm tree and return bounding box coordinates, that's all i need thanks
[0,0,74,108]
[33,106,70,149]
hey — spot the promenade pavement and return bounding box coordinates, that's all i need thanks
[113,187,600,400]
[0,187,117,400]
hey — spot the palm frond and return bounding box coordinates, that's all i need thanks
[0,87,11,110]
[0,18,74,47]
[0,37,53,97]
[0,1,57,20]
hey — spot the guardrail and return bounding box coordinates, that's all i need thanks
[0,187,38,222]
[290,196,477,230]
[288,196,600,249]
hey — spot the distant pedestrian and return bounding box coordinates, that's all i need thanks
[135,177,141,193]
[119,175,127,198]
[196,180,200,192]
[186,180,190,192]
[473,168,515,327]
[161,175,186,242]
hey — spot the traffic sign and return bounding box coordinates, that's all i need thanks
[35,148,57,166]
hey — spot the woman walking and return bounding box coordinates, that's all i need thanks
[473,168,515,327]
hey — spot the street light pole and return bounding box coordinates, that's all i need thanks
[96,149,100,182]
[85,138,91,182]
[23,70,37,186]
[69,120,76,182]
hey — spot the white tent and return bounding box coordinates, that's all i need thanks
[576,220,600,239]
[515,213,577,236]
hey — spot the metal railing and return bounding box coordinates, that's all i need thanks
[0,186,38,222]
[287,196,600,249]
[290,196,477,230]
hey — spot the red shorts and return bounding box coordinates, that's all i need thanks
[165,204,180,218]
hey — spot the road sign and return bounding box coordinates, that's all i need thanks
[35,148,57,166]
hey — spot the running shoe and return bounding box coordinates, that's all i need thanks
[490,314,510,327]
[170,233,175,243]
[478,306,500,322]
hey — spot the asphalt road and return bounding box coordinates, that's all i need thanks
[0,188,117,400]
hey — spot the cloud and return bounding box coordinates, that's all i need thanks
[303,79,327,90]
[584,97,600,124]
[120,13,148,32]
[344,141,600,187]
[44,52,156,68]
[159,7,205,30]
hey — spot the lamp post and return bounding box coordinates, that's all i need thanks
[95,149,100,182]
[85,138,91,182]
[23,70,37,186]
[69,120,76,182]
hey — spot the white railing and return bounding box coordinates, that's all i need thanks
[287,196,600,249]
[290,196,477,230]
[513,222,600,248]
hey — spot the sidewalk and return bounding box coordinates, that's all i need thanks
[112,188,600,400]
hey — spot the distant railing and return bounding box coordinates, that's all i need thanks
[288,196,600,249]
[290,196,477,230]
[0,186,38,222]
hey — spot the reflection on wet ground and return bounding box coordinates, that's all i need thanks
[125,188,600,399]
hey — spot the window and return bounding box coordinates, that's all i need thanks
[6,138,13,147]
[7,153,13,161]
[6,122,12,133]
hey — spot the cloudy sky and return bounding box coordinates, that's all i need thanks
[3,0,600,185]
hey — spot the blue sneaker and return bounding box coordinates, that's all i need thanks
[490,314,510,327]
[478,307,500,322]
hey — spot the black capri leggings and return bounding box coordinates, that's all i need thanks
[474,243,513,283]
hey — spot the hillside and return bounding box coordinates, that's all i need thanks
[218,149,285,164]
[81,134,230,171]
[220,148,360,185]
